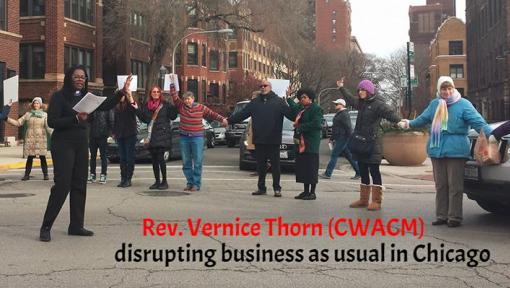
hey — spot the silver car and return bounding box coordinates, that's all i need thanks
[464,122,510,215]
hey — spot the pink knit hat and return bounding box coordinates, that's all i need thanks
[357,80,375,95]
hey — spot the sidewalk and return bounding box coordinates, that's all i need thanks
[0,144,53,170]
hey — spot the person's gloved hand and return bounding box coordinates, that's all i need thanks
[397,119,410,129]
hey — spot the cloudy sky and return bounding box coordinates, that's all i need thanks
[350,0,466,57]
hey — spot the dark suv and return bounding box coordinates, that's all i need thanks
[464,122,510,215]
[226,100,250,147]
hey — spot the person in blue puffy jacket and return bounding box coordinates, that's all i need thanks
[399,76,492,228]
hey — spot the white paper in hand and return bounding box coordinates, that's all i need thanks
[268,79,290,98]
[3,75,19,103]
[73,93,107,114]
[163,74,180,91]
[117,75,138,92]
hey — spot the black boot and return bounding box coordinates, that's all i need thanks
[68,226,94,236]
[117,162,126,187]
[149,180,160,189]
[296,184,310,199]
[150,160,161,189]
[158,180,169,190]
[39,226,51,242]
[158,159,168,190]
[22,156,34,181]
[41,156,49,180]
[301,184,317,200]
[121,163,134,188]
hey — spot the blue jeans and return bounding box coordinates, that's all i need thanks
[324,138,360,177]
[117,135,137,166]
[180,135,204,189]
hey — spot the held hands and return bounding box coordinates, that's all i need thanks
[397,119,410,129]
[336,77,345,88]
[221,118,229,128]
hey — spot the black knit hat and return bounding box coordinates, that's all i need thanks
[296,88,316,101]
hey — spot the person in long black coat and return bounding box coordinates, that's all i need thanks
[337,77,401,211]
[131,85,178,190]
[40,67,131,242]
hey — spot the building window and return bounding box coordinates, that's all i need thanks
[210,50,219,71]
[201,44,207,66]
[449,64,464,79]
[187,79,198,97]
[202,80,206,101]
[65,46,94,80]
[187,43,198,65]
[228,52,238,68]
[131,11,148,42]
[449,41,463,55]
[0,0,6,30]
[21,0,45,16]
[64,0,94,25]
[209,83,219,103]
[418,12,435,33]
[130,60,147,89]
[332,10,336,19]
[20,44,45,79]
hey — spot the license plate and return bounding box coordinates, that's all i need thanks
[464,165,480,181]
[280,151,288,159]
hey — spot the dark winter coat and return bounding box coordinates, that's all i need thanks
[112,102,138,139]
[330,109,352,141]
[287,99,323,154]
[492,120,510,141]
[339,87,401,164]
[88,109,114,138]
[228,91,294,145]
[47,71,123,142]
[0,105,11,120]
[135,101,178,149]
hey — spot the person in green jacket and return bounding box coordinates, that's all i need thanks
[287,88,324,200]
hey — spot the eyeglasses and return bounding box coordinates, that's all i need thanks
[260,84,269,88]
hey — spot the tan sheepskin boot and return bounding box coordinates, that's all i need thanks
[349,184,371,208]
[367,185,384,211]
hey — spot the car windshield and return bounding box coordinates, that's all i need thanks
[233,102,249,114]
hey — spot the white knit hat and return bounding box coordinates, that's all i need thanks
[436,76,455,93]
[32,97,43,104]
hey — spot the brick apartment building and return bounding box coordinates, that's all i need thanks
[466,0,510,122]
[0,0,21,141]
[0,0,284,140]
[314,0,352,53]
[409,0,456,112]
[429,17,467,100]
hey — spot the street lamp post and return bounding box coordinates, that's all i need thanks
[317,87,339,106]
[171,28,233,75]
[159,65,168,88]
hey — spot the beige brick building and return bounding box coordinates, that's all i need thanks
[429,17,467,100]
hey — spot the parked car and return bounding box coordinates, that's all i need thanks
[239,118,296,171]
[211,121,226,145]
[226,100,250,147]
[321,117,328,138]
[107,117,215,162]
[464,122,510,215]
[324,113,335,137]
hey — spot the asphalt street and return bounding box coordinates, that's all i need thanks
[0,144,509,287]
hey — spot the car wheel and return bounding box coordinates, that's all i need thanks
[164,151,170,162]
[475,199,510,215]
[207,136,215,148]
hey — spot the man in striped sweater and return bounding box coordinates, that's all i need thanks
[170,85,228,191]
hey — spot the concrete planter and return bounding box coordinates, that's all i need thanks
[382,131,428,166]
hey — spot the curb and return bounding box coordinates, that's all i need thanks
[0,159,53,171]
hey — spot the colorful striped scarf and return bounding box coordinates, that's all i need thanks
[430,90,462,148]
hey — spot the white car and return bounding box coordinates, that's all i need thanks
[464,122,510,215]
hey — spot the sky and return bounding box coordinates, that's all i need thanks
[350,0,466,58]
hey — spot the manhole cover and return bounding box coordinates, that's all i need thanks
[137,191,190,197]
[0,193,36,198]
